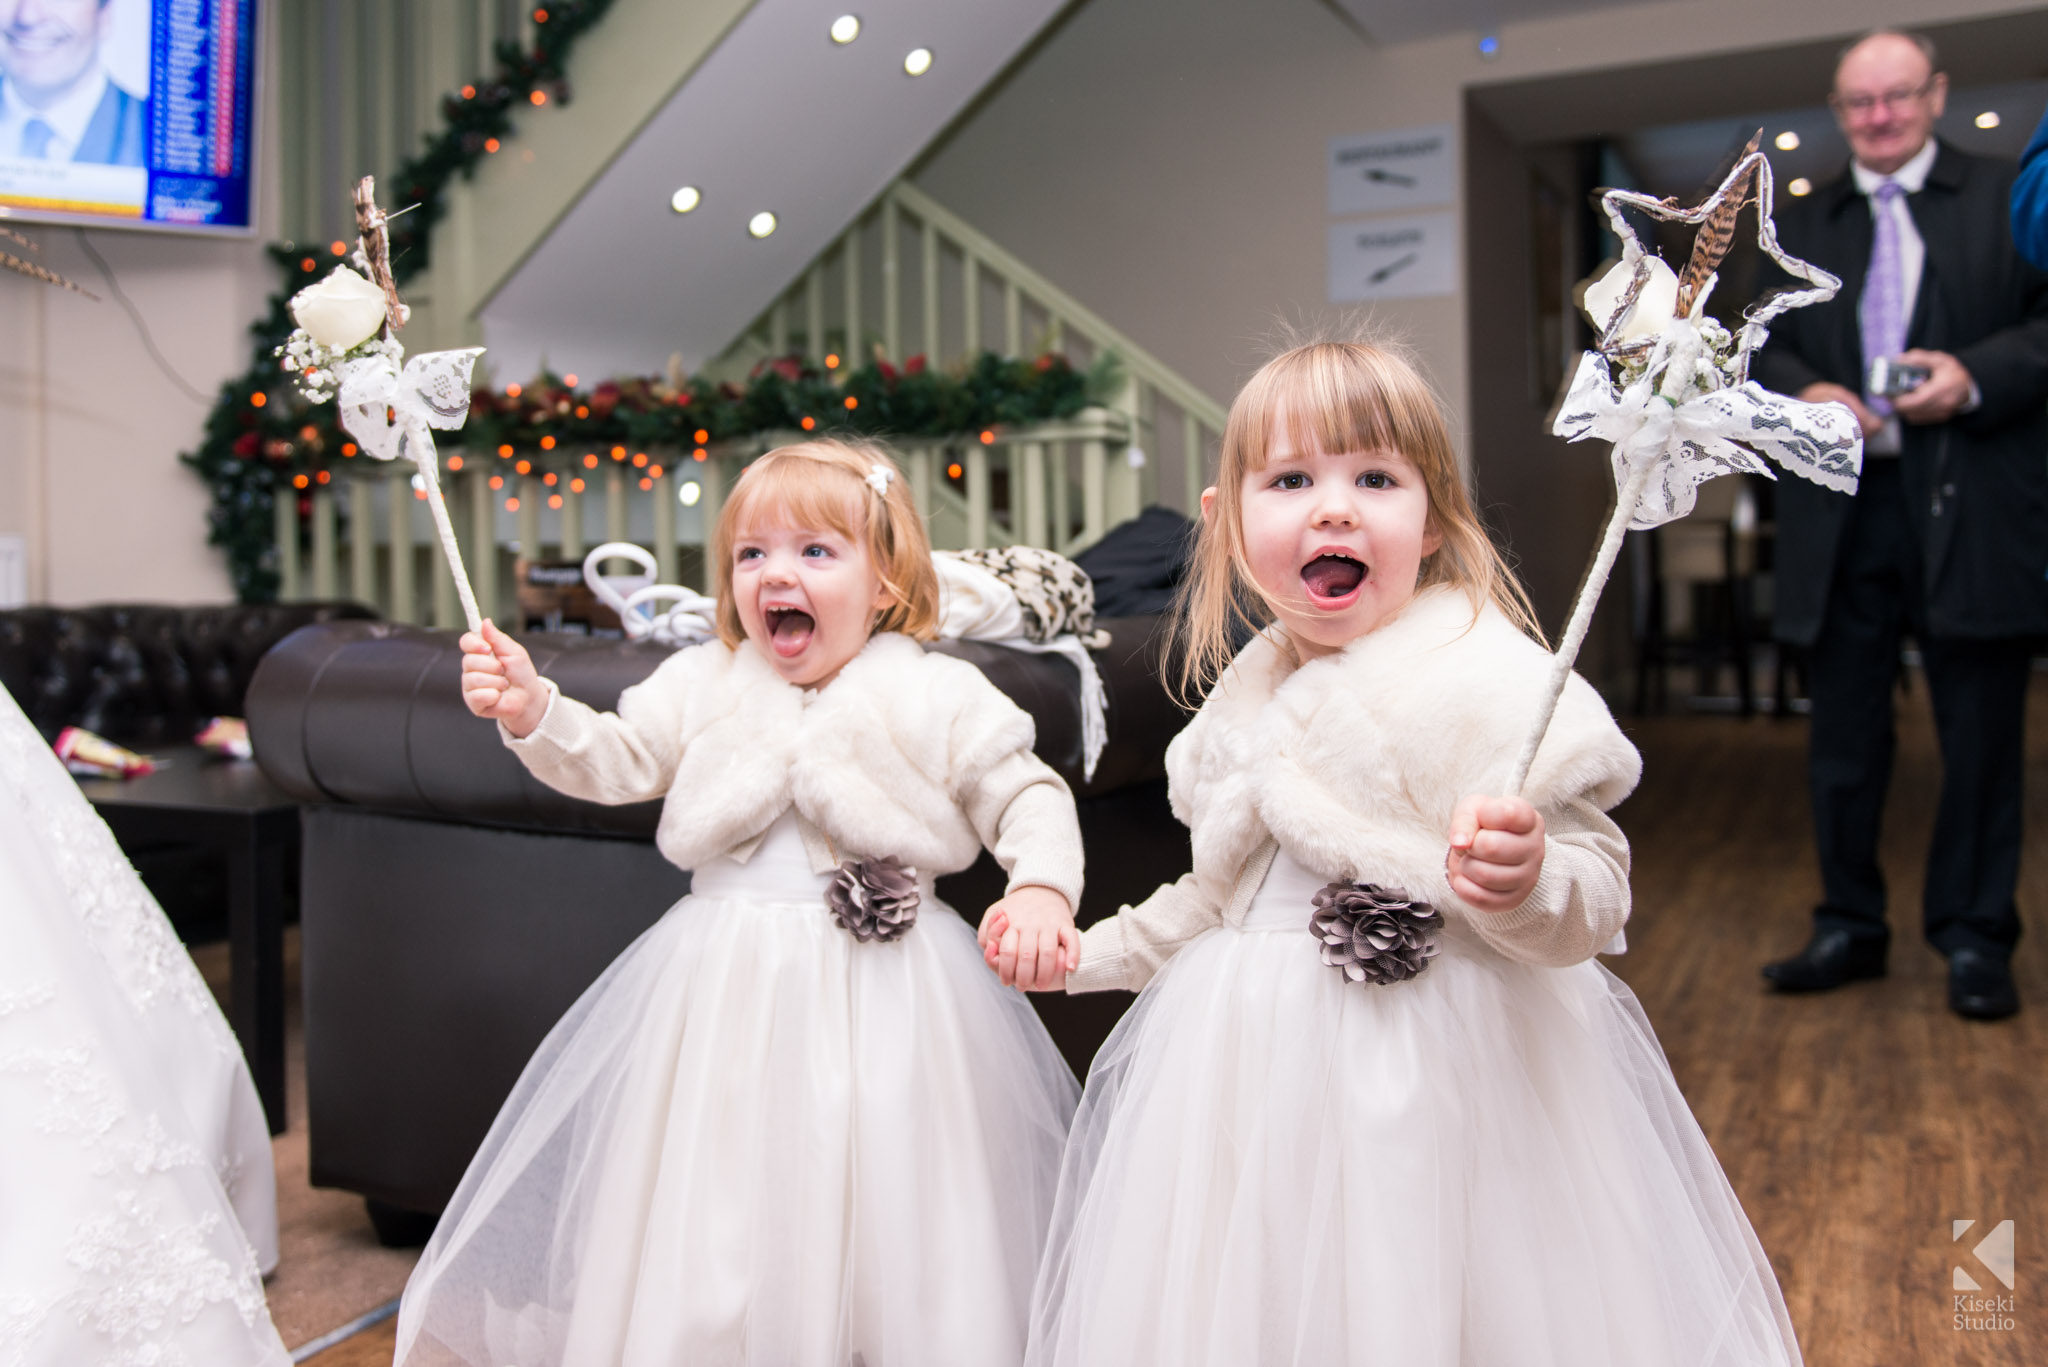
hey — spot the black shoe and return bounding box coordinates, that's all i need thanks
[1947,949,2020,1021]
[1761,929,1888,992]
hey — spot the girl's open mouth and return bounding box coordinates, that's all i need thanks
[1301,554,1366,606]
[765,606,815,657]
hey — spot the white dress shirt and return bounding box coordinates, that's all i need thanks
[1852,138,1975,453]
[0,64,110,164]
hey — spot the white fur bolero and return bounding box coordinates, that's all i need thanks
[503,631,1084,909]
[1068,585,1641,992]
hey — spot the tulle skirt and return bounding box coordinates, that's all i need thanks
[394,819,1080,1367]
[1029,871,1800,1366]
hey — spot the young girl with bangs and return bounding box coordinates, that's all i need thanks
[1008,342,1802,1366]
[397,440,1084,1367]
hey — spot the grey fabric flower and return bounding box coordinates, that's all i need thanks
[1309,882,1442,986]
[827,856,920,943]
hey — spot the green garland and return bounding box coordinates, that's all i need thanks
[178,0,1116,604]
[181,0,616,602]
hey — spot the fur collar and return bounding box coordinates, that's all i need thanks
[1166,585,1639,911]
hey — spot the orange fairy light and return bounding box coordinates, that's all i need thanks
[825,353,840,369]
[693,429,709,444]
[570,477,586,493]
[300,257,316,272]
[489,475,504,490]
[515,460,532,475]
[844,396,859,410]
[484,138,500,154]
[563,373,577,387]
[316,470,331,484]
[692,448,707,461]
[639,477,653,492]
[341,443,358,457]
[497,444,514,458]
[530,90,547,106]
[461,84,476,99]
[611,446,626,461]
[947,463,964,479]
[543,471,558,486]
[800,416,816,431]
[632,452,648,468]
[447,455,464,471]
[583,453,599,469]
[980,430,996,445]
[649,464,664,479]
[505,496,520,512]
[540,435,556,450]
[414,486,427,501]
[506,383,523,398]
[573,405,588,419]
[533,7,548,21]
[249,392,266,407]
[291,474,309,489]
[329,241,346,256]
[549,494,563,509]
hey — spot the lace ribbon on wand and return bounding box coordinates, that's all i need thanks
[1504,137,1863,795]
[346,176,485,632]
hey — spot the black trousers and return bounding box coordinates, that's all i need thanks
[1806,459,2032,959]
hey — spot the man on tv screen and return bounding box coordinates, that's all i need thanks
[0,0,148,166]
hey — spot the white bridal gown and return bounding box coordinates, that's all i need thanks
[0,682,288,1366]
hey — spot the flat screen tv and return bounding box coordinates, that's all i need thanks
[0,0,258,234]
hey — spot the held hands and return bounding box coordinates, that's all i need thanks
[1445,795,1546,914]
[459,619,549,738]
[976,886,1080,992]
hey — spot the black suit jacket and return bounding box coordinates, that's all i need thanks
[1752,141,2048,644]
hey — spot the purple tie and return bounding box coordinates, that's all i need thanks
[1861,180,1907,414]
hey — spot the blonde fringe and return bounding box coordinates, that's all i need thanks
[1167,338,1542,705]
[711,438,940,646]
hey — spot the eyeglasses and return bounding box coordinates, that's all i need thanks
[1830,78,1937,119]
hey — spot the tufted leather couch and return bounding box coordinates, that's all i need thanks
[247,619,1187,1233]
[0,602,380,745]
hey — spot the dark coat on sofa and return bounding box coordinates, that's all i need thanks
[1752,141,2048,645]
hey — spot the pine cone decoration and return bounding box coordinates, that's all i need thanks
[827,856,920,943]
[1309,882,1442,986]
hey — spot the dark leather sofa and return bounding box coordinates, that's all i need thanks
[247,619,1187,1234]
[0,601,379,744]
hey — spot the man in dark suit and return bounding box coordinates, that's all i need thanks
[0,0,149,166]
[1754,29,2048,1020]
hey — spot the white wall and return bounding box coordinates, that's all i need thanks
[910,0,2044,448]
[0,6,282,606]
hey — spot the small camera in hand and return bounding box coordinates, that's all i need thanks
[1869,356,1931,398]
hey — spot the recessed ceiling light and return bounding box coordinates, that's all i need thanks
[903,47,933,76]
[1774,130,1800,151]
[669,185,701,214]
[1976,110,2001,129]
[1788,177,1813,197]
[830,14,860,44]
[748,211,778,239]
[679,481,702,507]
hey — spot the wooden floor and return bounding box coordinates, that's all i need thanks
[293,675,2046,1365]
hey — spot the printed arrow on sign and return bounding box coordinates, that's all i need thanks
[1368,253,1419,285]
[1362,168,1417,187]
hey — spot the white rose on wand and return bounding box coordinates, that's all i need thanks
[1581,255,1708,343]
[290,265,388,350]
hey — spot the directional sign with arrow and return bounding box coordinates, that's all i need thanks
[1328,123,1455,214]
[1327,212,1455,302]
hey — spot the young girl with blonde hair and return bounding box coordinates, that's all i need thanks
[398,440,1083,1366]
[1013,341,1801,1365]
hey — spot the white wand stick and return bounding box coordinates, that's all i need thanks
[1503,459,1652,797]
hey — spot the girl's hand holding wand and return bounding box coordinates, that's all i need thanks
[1446,796,1546,913]
[978,889,1080,992]
[461,619,549,739]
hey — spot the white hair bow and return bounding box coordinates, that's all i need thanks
[864,464,894,497]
